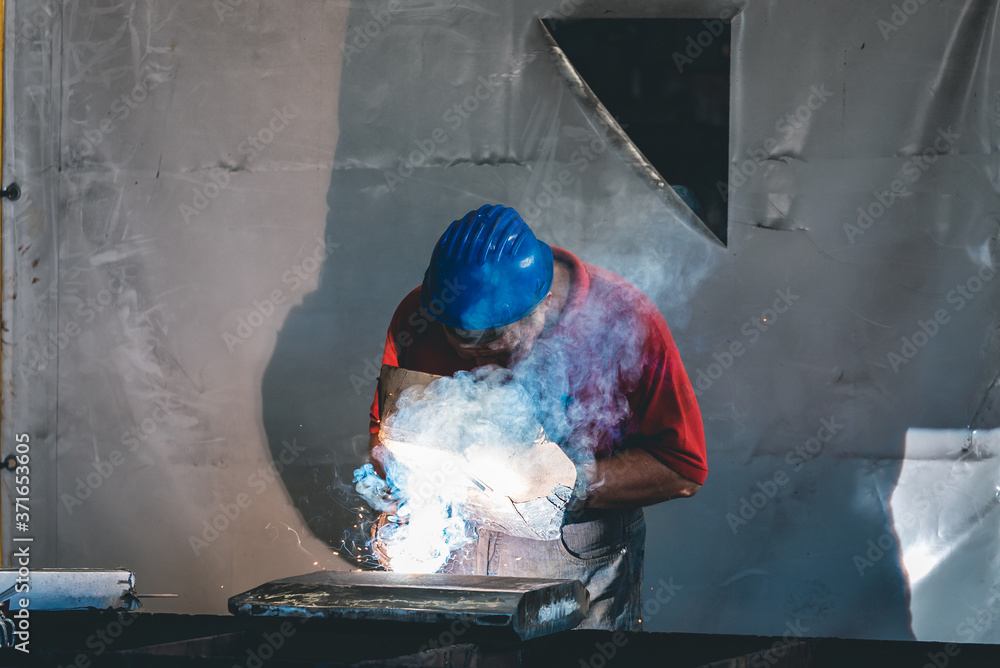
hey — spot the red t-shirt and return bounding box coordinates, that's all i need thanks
[369,247,707,485]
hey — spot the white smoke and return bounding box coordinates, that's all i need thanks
[358,367,558,573]
[355,268,659,572]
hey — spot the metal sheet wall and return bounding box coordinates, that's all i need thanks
[2,0,998,642]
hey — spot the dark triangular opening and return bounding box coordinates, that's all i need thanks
[544,18,731,245]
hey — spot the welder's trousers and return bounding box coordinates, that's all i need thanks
[446,507,645,631]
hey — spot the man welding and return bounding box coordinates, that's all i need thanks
[367,204,706,630]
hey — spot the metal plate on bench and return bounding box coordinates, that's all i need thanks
[228,571,588,640]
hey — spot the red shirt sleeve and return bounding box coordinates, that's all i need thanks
[628,313,708,485]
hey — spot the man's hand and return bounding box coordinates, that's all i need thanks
[584,448,701,509]
[353,463,400,514]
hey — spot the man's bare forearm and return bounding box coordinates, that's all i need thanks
[584,447,702,509]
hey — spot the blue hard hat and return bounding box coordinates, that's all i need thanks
[421,205,554,330]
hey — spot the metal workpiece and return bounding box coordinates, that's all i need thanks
[228,570,589,640]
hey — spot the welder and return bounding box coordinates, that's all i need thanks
[368,204,707,630]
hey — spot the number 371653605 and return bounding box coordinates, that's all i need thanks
[14,433,30,511]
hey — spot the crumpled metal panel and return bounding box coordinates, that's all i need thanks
[2,0,999,644]
[891,429,1000,643]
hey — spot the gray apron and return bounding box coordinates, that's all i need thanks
[445,507,646,631]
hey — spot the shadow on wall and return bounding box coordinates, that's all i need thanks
[260,281,371,565]
[258,179,387,565]
[258,166,434,568]
[259,4,368,565]
[258,0,547,569]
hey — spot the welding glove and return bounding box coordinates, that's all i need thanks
[459,437,592,540]
[509,457,595,534]
[460,434,577,503]
[353,463,398,514]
